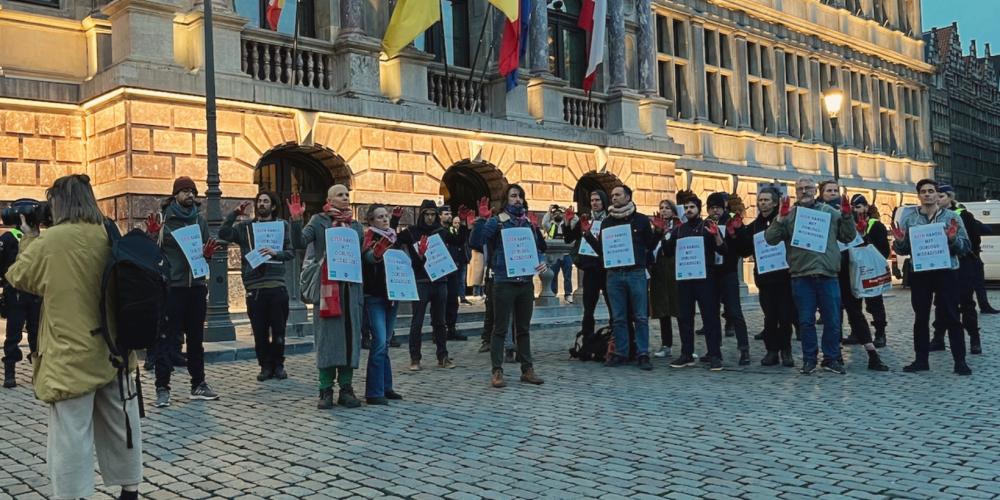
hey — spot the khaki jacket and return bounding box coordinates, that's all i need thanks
[6,223,132,403]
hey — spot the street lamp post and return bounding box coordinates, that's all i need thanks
[823,87,845,184]
[203,0,235,341]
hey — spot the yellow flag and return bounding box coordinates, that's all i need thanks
[488,0,519,21]
[382,0,441,58]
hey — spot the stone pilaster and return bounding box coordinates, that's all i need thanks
[638,95,670,138]
[173,7,248,76]
[870,76,882,153]
[635,0,656,96]
[841,66,854,147]
[527,75,567,124]
[606,89,643,136]
[340,0,363,35]
[808,56,821,142]
[734,36,751,129]
[491,74,533,122]
[529,0,550,76]
[690,21,709,122]
[102,0,178,67]
[332,28,383,99]
[380,49,434,105]
[919,88,932,161]
[894,84,907,156]
[774,46,789,136]
[608,0,627,91]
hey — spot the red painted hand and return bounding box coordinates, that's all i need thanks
[527,213,539,227]
[373,237,392,259]
[726,217,743,237]
[580,216,593,234]
[286,193,305,221]
[477,197,491,219]
[363,230,375,250]
[202,238,220,259]
[840,196,852,216]
[651,216,667,232]
[891,222,906,241]
[705,220,719,236]
[418,235,429,257]
[779,196,791,217]
[145,213,162,235]
[564,206,575,222]
[391,205,404,219]
[946,218,959,239]
[856,214,867,234]
[234,200,252,217]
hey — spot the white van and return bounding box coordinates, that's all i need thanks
[958,200,1000,281]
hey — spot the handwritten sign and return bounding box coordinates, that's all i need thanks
[675,236,707,280]
[837,232,864,252]
[753,231,788,274]
[578,220,601,257]
[910,223,951,272]
[171,224,209,279]
[501,227,539,277]
[245,248,269,270]
[601,224,635,269]
[422,233,457,282]
[324,227,362,283]
[791,207,831,253]
[383,249,418,301]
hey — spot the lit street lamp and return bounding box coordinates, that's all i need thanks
[823,87,845,183]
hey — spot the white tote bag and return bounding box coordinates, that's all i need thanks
[848,245,892,298]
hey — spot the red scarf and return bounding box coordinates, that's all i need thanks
[319,209,354,318]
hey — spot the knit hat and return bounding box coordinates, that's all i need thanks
[418,199,438,214]
[938,183,955,194]
[851,194,869,206]
[172,176,197,196]
[706,192,729,209]
[439,204,451,213]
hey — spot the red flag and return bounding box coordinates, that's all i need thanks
[265,0,285,31]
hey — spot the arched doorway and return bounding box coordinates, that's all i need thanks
[254,144,351,220]
[440,160,508,211]
[573,172,621,213]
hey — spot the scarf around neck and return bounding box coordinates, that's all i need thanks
[591,209,607,221]
[609,202,636,219]
[166,200,199,224]
[367,226,397,247]
[327,207,353,226]
[504,204,527,223]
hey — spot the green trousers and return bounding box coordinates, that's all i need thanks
[318,366,354,390]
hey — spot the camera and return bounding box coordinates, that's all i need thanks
[1,199,52,228]
[554,214,564,223]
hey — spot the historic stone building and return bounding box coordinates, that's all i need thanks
[0,0,932,323]
[923,23,1000,201]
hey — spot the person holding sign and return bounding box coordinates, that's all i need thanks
[648,198,680,359]
[298,184,365,409]
[391,200,455,371]
[706,192,751,366]
[764,177,857,375]
[731,187,795,368]
[662,195,726,371]
[470,184,547,388]
[147,176,221,408]
[931,185,983,355]
[892,179,972,375]
[851,195,891,348]
[439,205,470,342]
[360,205,406,405]
[582,185,656,371]
[219,191,303,382]
[817,182,889,372]
[561,189,611,342]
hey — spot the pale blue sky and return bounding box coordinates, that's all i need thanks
[923,0,1000,54]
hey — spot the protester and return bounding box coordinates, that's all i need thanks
[440,205,470,342]
[361,204,405,405]
[932,185,983,355]
[816,182,889,372]
[470,185,547,388]
[583,185,656,370]
[765,177,856,375]
[391,200,455,370]
[300,184,365,408]
[649,198,680,359]
[543,204,574,302]
[665,194,725,370]
[147,176,220,407]
[707,192,750,365]
[562,190,611,341]
[454,215,473,305]
[850,194,890,348]
[732,187,795,367]
[1,200,42,388]
[7,174,142,500]
[219,192,303,382]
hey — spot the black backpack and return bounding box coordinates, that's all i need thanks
[93,222,170,448]
[569,326,613,362]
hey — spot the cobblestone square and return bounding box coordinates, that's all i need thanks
[1,290,998,499]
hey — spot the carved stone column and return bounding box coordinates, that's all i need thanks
[734,35,751,129]
[690,21,709,122]
[529,0,550,76]
[340,0,363,35]
[332,0,381,99]
[774,46,789,136]
[608,0,626,91]
[635,0,656,96]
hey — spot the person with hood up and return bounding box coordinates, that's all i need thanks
[562,189,612,340]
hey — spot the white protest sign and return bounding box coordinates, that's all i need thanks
[753,231,789,274]
[421,233,457,281]
[675,236,707,280]
[910,223,951,272]
[501,226,539,277]
[171,224,209,279]
[578,220,601,257]
[601,224,635,269]
[383,249,418,301]
[251,221,284,266]
[244,248,269,270]
[324,227,362,283]
[791,207,832,253]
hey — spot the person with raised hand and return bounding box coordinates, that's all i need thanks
[705,192,751,365]
[361,204,405,405]
[648,198,681,359]
[930,185,983,355]
[561,190,611,343]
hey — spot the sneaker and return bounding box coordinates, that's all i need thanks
[504,349,515,363]
[637,356,653,371]
[954,360,972,376]
[670,354,697,368]
[981,306,1000,314]
[337,386,362,408]
[903,360,930,373]
[928,338,947,351]
[709,357,723,371]
[873,334,887,348]
[190,382,219,400]
[154,388,171,408]
[800,360,817,375]
[700,354,711,363]
[256,367,273,382]
[389,338,401,348]
[317,388,334,409]
[3,364,15,389]
[738,350,750,366]
[272,365,288,380]
[653,346,671,358]
[760,351,780,366]
[460,298,472,305]
[867,351,889,372]
[565,295,574,304]
[477,341,491,353]
[841,336,862,345]
[821,359,846,374]
[438,357,456,369]
[409,361,421,371]
[385,390,403,400]
[604,355,626,367]
[366,396,389,405]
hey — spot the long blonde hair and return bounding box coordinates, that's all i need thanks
[46,174,105,225]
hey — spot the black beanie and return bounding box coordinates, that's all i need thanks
[851,194,869,206]
[706,192,728,209]
[418,199,438,213]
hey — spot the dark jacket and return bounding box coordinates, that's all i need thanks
[562,218,604,271]
[732,211,790,286]
[953,205,982,257]
[159,204,210,288]
[469,213,546,283]
[218,212,299,290]
[584,210,656,271]
[0,230,21,288]
[715,212,741,274]
[664,216,726,278]
[859,217,891,259]
[362,232,407,299]
[391,213,447,283]
[442,223,470,265]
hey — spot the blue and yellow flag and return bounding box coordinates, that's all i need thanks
[382,0,441,58]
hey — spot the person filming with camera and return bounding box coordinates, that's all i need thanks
[1,199,46,388]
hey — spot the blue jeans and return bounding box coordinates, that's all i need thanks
[791,276,841,363]
[365,296,398,398]
[549,254,573,296]
[606,268,649,357]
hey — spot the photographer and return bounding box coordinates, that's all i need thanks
[543,204,573,301]
[1,199,44,388]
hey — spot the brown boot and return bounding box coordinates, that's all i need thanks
[490,369,506,388]
[519,368,544,385]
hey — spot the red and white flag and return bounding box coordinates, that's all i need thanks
[578,0,607,93]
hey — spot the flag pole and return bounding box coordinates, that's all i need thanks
[465,3,494,112]
[438,0,452,110]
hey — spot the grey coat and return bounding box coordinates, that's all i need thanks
[298,213,364,370]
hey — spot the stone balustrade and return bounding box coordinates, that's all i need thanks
[563,92,608,130]
[241,29,334,90]
[427,65,490,114]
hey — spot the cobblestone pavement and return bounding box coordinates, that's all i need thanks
[2,290,999,500]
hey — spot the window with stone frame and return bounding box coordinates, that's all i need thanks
[655,14,691,119]
[746,40,775,134]
[548,0,588,89]
[876,78,899,155]
[703,27,736,127]
[849,70,874,151]
[902,86,923,159]
[11,0,58,8]
[784,53,812,140]
[235,0,315,37]
[416,0,472,68]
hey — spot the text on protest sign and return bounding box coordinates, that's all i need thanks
[383,249,418,301]
[753,231,789,274]
[578,220,601,257]
[325,227,362,283]
[909,222,951,272]
[171,224,209,279]
[501,226,539,277]
[601,224,635,268]
[791,207,831,253]
[675,236,707,280]
[421,233,457,281]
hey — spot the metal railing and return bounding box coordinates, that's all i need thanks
[241,29,333,90]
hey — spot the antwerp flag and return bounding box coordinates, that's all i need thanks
[265,0,284,31]
[382,0,441,58]
[578,0,607,92]
[488,0,519,21]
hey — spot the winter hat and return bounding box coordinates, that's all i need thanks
[851,194,869,206]
[706,192,729,209]
[418,199,438,214]
[727,193,745,215]
[938,183,955,195]
[172,176,197,196]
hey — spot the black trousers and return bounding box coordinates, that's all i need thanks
[933,256,979,339]
[677,277,721,358]
[491,281,534,373]
[480,277,494,343]
[155,286,208,391]
[446,268,463,332]
[581,268,610,336]
[910,268,966,363]
[864,296,887,332]
[246,286,290,369]
[712,271,749,351]
[757,281,794,353]
[659,317,674,347]
[2,288,41,365]
[839,267,874,344]
[973,257,994,310]
[409,281,448,362]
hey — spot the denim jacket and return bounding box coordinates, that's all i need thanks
[892,206,971,270]
[469,214,545,283]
